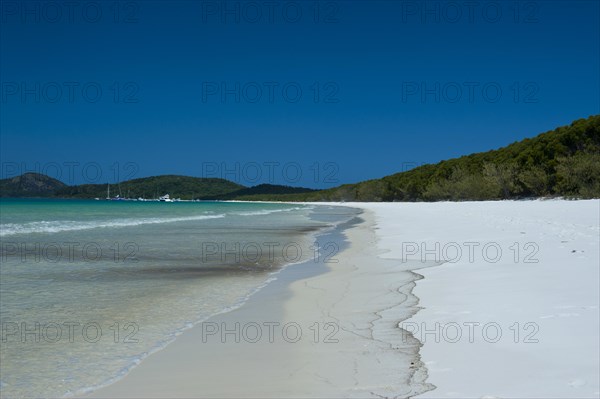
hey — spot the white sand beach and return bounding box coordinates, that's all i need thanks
[361,200,600,398]
[89,199,599,398]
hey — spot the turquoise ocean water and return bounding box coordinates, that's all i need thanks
[0,199,356,398]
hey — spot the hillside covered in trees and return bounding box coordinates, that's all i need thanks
[54,175,245,200]
[237,115,600,201]
[2,116,598,201]
[0,175,315,200]
[0,173,67,197]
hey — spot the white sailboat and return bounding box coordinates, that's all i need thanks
[106,183,124,200]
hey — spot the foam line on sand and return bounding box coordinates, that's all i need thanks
[89,199,599,398]
[88,209,436,398]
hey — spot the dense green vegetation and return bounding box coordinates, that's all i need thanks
[0,175,313,200]
[54,175,245,200]
[265,115,599,201]
[2,116,598,201]
[200,184,317,200]
[0,173,66,197]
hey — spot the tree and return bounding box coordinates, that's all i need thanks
[518,166,551,196]
[556,152,600,198]
[483,163,520,198]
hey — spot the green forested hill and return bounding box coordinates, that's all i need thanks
[0,173,67,197]
[265,115,600,201]
[0,174,312,200]
[2,116,599,201]
[54,175,245,200]
[199,184,317,200]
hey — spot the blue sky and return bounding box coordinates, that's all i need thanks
[1,0,598,188]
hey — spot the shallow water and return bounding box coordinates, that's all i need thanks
[0,199,356,398]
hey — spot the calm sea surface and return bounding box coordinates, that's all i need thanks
[0,199,357,398]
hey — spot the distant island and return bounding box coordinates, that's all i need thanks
[2,115,598,201]
[0,174,317,201]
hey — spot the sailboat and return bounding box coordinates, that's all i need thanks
[106,183,124,201]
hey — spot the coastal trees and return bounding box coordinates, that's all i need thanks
[518,166,552,196]
[555,152,600,197]
[483,163,520,199]
[294,115,600,202]
[4,116,598,201]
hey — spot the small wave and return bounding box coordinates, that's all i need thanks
[235,207,304,216]
[0,214,226,237]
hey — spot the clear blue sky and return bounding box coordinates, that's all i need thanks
[1,0,598,188]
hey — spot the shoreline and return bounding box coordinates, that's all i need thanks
[72,204,358,397]
[86,199,599,398]
[1,201,361,398]
[88,206,435,398]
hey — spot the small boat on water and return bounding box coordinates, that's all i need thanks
[159,194,173,202]
[104,184,125,200]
